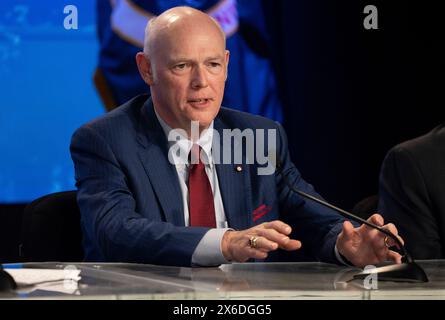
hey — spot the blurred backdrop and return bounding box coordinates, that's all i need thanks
[0,0,443,261]
[0,1,103,203]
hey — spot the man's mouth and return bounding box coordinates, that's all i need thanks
[187,98,213,106]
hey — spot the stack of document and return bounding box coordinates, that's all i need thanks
[5,268,81,295]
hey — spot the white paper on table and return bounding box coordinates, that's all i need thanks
[5,268,82,295]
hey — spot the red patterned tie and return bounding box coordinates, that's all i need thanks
[188,144,216,228]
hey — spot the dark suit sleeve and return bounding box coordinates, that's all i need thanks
[274,123,347,263]
[378,146,441,259]
[70,125,208,266]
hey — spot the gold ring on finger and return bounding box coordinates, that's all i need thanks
[384,236,391,248]
[249,236,258,249]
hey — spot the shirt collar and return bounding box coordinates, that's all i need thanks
[154,106,214,167]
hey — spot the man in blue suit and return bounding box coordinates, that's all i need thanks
[71,7,403,267]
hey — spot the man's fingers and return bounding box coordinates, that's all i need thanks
[256,228,291,247]
[281,239,302,251]
[249,237,301,252]
[230,221,301,262]
[385,223,398,235]
[387,250,403,264]
[382,223,404,248]
[248,248,268,260]
[249,235,278,251]
[248,232,301,252]
[228,225,301,262]
[336,214,405,267]
[368,213,384,226]
[341,220,355,240]
[262,220,292,235]
[255,220,301,251]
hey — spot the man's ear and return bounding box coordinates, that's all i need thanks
[224,50,230,81]
[136,52,154,85]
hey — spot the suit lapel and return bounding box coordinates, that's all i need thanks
[214,118,252,230]
[136,99,185,226]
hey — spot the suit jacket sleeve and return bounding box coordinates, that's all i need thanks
[378,146,441,259]
[273,123,346,263]
[70,125,208,266]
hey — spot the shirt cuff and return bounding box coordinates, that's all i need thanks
[191,228,233,267]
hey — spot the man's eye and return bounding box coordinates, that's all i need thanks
[209,62,221,68]
[174,64,187,70]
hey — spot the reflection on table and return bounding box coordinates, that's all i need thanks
[2,260,445,299]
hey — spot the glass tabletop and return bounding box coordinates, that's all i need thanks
[2,260,445,299]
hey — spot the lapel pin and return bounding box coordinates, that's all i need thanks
[235,165,242,172]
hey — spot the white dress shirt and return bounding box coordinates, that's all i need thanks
[154,108,230,266]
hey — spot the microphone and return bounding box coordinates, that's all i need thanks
[273,155,428,283]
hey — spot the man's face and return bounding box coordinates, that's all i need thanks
[148,24,229,133]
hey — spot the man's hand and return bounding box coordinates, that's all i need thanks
[221,220,302,262]
[336,213,404,267]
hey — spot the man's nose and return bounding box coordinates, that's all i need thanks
[191,66,209,89]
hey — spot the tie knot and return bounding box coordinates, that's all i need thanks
[189,144,202,165]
